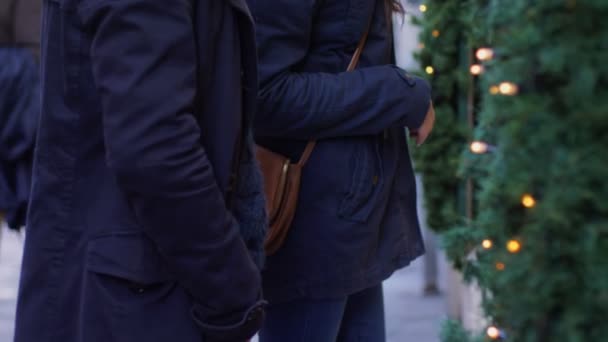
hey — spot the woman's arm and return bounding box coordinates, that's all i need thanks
[253,0,431,140]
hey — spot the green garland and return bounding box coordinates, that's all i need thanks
[411,1,469,234]
[416,0,608,340]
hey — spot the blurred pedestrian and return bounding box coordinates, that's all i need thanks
[14,0,267,341]
[0,0,41,59]
[249,0,435,340]
[0,0,41,230]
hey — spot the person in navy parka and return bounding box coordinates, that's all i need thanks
[0,0,41,230]
[248,0,436,340]
[14,0,268,341]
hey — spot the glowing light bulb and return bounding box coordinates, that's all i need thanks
[419,4,428,12]
[470,64,484,75]
[425,66,435,74]
[498,82,519,96]
[487,326,501,339]
[482,239,493,250]
[489,85,500,95]
[418,43,425,49]
[432,30,440,38]
[496,262,505,271]
[507,240,522,253]
[476,48,495,61]
[470,141,489,154]
[521,194,536,208]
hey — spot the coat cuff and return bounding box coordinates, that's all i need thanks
[191,299,267,342]
[393,67,432,130]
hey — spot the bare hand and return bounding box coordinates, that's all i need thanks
[410,101,435,146]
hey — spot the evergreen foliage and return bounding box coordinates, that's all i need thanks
[415,1,608,340]
[411,1,469,233]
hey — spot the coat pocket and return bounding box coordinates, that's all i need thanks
[85,232,172,285]
[338,140,382,222]
[81,232,200,342]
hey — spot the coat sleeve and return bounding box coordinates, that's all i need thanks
[252,0,431,140]
[78,0,264,339]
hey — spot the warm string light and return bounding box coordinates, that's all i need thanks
[470,141,487,153]
[476,48,495,61]
[496,262,505,271]
[418,43,425,49]
[432,29,440,38]
[470,64,484,75]
[507,239,522,254]
[425,66,435,74]
[482,239,494,250]
[487,326,502,340]
[419,4,428,12]
[483,239,522,253]
[521,194,537,208]
[489,82,519,96]
[498,82,519,95]
[470,141,495,154]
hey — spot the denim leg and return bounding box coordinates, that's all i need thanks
[337,284,386,342]
[259,296,347,342]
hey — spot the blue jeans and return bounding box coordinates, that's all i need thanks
[259,284,386,342]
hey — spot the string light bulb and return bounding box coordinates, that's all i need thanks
[418,43,425,49]
[470,64,484,75]
[476,48,495,61]
[487,326,501,340]
[507,240,522,254]
[482,239,493,250]
[425,66,435,75]
[419,4,428,12]
[498,82,519,96]
[470,141,490,154]
[489,85,500,95]
[432,30,440,38]
[496,262,505,271]
[521,194,537,208]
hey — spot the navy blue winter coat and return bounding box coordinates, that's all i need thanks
[15,0,267,341]
[249,0,431,303]
[0,48,39,229]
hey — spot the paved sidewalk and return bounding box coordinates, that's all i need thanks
[0,225,446,342]
[0,227,22,341]
[384,258,446,342]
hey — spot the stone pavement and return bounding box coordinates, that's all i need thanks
[0,224,447,342]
